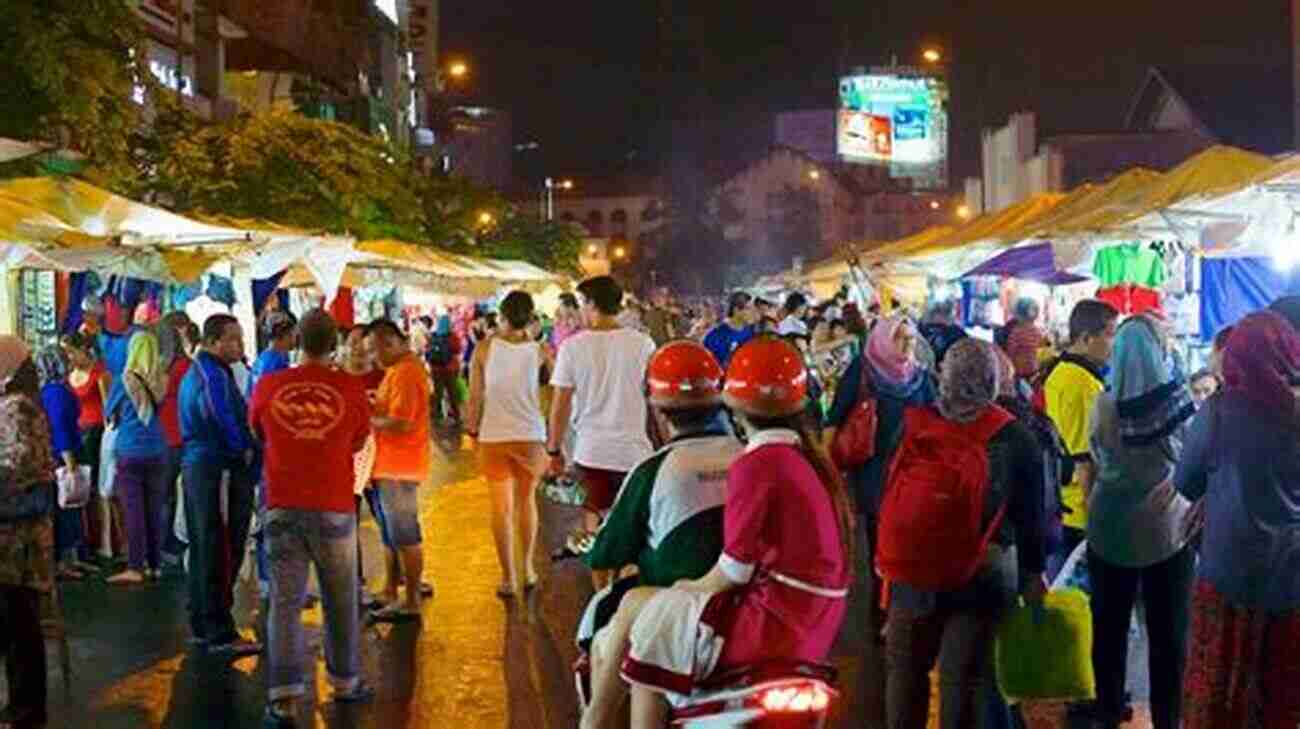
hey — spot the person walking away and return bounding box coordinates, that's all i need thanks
[426,315,462,424]
[917,300,969,371]
[247,312,297,598]
[617,337,854,729]
[577,341,742,729]
[64,332,117,562]
[103,331,170,584]
[365,320,432,622]
[466,292,552,598]
[701,292,756,369]
[1086,315,1197,729]
[0,339,57,729]
[251,310,374,727]
[823,313,935,727]
[156,318,193,565]
[34,347,92,581]
[545,276,657,544]
[551,293,584,351]
[179,314,260,655]
[1038,299,1119,577]
[876,338,1048,729]
[1005,298,1046,381]
[1176,311,1300,729]
[776,292,810,336]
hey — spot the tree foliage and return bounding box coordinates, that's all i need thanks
[0,0,147,187]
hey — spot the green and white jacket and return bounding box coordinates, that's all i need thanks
[583,429,743,586]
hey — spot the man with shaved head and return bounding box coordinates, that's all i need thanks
[249,309,375,725]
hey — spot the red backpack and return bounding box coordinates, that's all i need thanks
[876,404,1014,591]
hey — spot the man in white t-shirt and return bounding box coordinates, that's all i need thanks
[547,276,657,535]
[776,291,810,336]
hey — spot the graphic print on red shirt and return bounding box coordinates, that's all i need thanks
[250,364,371,513]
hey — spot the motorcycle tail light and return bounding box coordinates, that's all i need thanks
[756,683,831,713]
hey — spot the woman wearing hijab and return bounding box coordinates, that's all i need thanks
[1086,315,1197,729]
[881,339,1048,729]
[428,314,463,424]
[104,331,170,584]
[823,314,935,725]
[35,346,96,581]
[0,337,56,729]
[1176,311,1300,729]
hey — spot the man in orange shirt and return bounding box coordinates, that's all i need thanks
[365,320,432,622]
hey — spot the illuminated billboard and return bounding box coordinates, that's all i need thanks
[838,72,949,189]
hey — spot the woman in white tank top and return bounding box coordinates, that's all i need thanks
[466,291,553,598]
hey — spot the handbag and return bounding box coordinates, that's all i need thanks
[831,361,879,469]
[57,464,93,509]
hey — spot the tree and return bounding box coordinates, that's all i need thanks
[0,0,147,187]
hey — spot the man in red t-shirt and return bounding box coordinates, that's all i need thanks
[248,309,374,723]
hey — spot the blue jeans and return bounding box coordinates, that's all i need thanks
[265,509,361,700]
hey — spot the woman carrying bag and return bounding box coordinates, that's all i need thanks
[0,337,58,729]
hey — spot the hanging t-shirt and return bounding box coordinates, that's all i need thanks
[1093,243,1166,288]
[1095,285,1162,316]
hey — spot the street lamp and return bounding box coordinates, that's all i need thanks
[477,211,495,226]
[922,48,943,64]
[929,200,941,210]
[613,245,626,260]
[447,61,469,80]
[586,243,599,256]
[542,177,575,221]
[808,169,821,181]
[956,204,972,220]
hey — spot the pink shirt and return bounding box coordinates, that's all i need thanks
[711,430,849,670]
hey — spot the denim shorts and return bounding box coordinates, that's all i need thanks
[375,479,422,547]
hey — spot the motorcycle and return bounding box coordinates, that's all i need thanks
[556,533,840,728]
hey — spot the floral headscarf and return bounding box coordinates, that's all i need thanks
[0,336,30,390]
[1222,310,1300,418]
[937,338,1000,423]
[124,331,166,423]
[33,345,69,387]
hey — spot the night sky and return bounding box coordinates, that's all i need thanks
[442,0,1292,183]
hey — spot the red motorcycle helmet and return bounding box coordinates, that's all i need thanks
[646,340,725,410]
[723,336,808,417]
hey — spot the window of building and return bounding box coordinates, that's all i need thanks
[610,209,628,237]
[560,212,576,223]
[586,210,604,236]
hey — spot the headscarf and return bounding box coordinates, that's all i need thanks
[866,314,920,389]
[993,346,1018,400]
[1222,310,1300,417]
[1268,295,1300,334]
[34,345,69,387]
[124,330,166,423]
[1110,315,1195,446]
[0,336,31,390]
[936,338,1000,423]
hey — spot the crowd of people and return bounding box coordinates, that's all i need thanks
[3,273,1300,729]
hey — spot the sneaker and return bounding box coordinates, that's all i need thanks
[209,638,263,657]
[334,683,375,704]
[263,701,296,728]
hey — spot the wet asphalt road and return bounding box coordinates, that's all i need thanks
[7,440,1152,728]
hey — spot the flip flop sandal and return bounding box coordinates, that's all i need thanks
[369,604,421,623]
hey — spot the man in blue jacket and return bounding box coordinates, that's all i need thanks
[701,292,756,369]
[179,313,260,655]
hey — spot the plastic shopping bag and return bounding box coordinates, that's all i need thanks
[56,464,93,509]
[1051,540,1090,594]
[98,426,118,498]
[995,587,1096,703]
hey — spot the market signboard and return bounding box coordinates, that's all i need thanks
[838,72,949,189]
[401,0,439,129]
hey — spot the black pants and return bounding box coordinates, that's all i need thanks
[856,512,886,727]
[1089,545,1194,729]
[0,585,46,724]
[182,460,255,643]
[430,369,460,422]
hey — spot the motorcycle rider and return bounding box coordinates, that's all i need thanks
[612,337,854,728]
[578,341,743,729]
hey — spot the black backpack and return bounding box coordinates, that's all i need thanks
[427,334,454,367]
[1002,397,1073,548]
